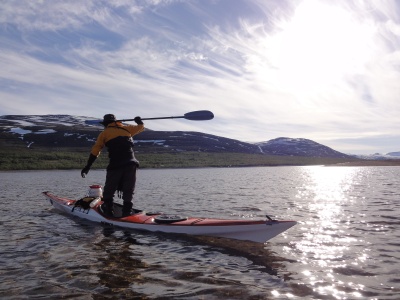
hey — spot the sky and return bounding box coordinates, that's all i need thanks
[0,0,399,155]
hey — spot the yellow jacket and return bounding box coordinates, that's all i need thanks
[91,122,144,169]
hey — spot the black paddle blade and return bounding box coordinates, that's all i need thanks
[184,110,214,121]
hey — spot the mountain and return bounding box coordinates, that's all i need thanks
[256,137,351,158]
[353,152,400,160]
[0,114,352,158]
[0,114,260,154]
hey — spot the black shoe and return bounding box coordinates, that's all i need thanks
[100,204,114,218]
[122,202,134,218]
[122,208,141,217]
[121,210,133,218]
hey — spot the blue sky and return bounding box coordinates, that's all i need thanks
[1,0,399,154]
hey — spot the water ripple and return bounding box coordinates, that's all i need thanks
[1,167,400,299]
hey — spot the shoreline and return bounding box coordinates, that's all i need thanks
[1,160,400,172]
[329,160,400,166]
[1,148,400,170]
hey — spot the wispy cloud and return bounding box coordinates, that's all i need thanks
[0,0,399,154]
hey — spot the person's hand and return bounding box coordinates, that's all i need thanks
[81,154,97,177]
[81,165,90,178]
[134,116,143,125]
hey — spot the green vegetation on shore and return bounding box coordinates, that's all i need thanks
[0,147,374,171]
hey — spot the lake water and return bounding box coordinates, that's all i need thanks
[0,166,399,299]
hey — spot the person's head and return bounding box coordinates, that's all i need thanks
[100,114,117,126]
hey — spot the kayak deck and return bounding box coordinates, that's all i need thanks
[43,191,297,243]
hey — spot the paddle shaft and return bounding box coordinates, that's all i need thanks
[85,110,214,125]
[118,116,185,122]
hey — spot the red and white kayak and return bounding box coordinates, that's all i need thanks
[43,191,297,243]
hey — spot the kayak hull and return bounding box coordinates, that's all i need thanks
[43,191,296,243]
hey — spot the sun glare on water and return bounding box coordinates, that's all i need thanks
[266,0,375,95]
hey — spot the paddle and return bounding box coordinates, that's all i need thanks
[85,110,214,125]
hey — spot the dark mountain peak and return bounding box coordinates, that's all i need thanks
[256,137,350,158]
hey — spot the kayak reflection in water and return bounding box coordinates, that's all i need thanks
[81,114,145,218]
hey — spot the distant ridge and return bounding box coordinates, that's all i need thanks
[256,137,351,159]
[0,114,366,159]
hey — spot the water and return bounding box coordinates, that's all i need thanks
[1,166,399,299]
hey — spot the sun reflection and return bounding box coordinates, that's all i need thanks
[290,166,370,299]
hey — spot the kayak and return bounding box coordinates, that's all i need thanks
[43,191,297,243]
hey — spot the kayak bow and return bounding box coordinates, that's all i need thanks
[43,191,296,243]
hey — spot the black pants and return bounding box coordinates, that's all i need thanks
[103,163,137,213]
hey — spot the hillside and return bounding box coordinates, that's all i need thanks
[0,114,351,156]
[0,114,378,170]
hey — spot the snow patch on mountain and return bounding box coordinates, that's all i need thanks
[10,128,32,135]
[10,127,57,136]
[35,129,56,134]
[135,140,166,145]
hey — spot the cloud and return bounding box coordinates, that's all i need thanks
[0,1,94,31]
[0,0,400,154]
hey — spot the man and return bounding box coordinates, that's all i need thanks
[81,114,145,217]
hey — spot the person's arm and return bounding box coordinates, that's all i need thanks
[81,132,104,177]
[81,154,97,178]
[127,116,145,135]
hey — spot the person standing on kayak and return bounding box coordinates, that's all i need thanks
[81,114,145,217]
